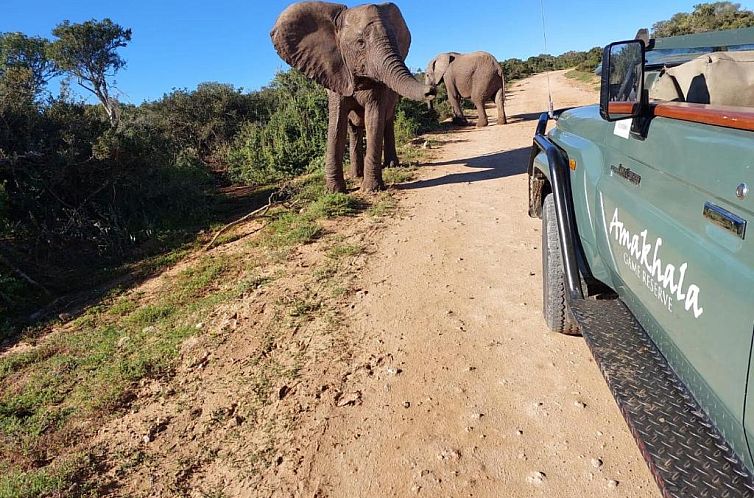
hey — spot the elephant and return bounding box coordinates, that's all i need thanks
[271,2,434,193]
[649,50,754,107]
[425,51,507,127]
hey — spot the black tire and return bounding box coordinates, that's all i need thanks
[541,194,580,335]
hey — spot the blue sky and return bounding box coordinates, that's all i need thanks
[3,0,752,103]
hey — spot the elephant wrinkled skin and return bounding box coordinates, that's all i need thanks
[271,2,434,193]
[649,50,754,107]
[426,51,507,127]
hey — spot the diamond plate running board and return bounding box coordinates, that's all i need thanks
[569,298,754,498]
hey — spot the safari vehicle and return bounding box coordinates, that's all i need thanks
[528,27,754,497]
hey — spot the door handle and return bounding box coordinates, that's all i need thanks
[703,202,747,239]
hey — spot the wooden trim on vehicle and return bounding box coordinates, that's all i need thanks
[652,102,754,132]
[607,102,639,114]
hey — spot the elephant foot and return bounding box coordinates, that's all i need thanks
[325,180,348,194]
[451,116,469,126]
[361,178,386,192]
[498,118,508,125]
[476,121,488,128]
[383,159,400,169]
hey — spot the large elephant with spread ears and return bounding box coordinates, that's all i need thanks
[271,2,435,193]
[425,51,507,127]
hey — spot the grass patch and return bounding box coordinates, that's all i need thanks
[326,243,364,260]
[262,213,323,248]
[0,462,78,498]
[382,167,416,185]
[306,193,363,219]
[565,69,599,89]
[367,192,398,217]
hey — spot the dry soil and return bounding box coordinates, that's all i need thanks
[302,71,660,498]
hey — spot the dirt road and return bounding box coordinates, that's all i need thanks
[305,71,659,497]
[87,71,660,497]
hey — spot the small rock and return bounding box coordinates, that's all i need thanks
[117,335,130,348]
[278,385,290,400]
[527,471,546,485]
[142,434,151,444]
[516,429,524,436]
[335,391,362,407]
[195,322,204,329]
[607,479,619,489]
[142,325,156,334]
[386,367,402,376]
[591,458,603,469]
[574,400,587,409]
[403,401,411,409]
[529,272,536,276]
[189,351,210,368]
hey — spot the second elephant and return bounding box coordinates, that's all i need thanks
[426,51,507,127]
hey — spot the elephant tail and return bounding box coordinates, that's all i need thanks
[497,65,506,102]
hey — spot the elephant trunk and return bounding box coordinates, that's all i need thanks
[371,46,434,102]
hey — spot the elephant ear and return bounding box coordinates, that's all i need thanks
[432,53,456,81]
[270,2,354,96]
[377,3,411,59]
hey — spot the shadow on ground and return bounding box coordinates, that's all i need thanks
[508,111,544,123]
[399,146,530,190]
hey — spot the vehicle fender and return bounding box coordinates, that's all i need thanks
[549,127,615,288]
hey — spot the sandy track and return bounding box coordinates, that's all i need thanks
[306,71,660,497]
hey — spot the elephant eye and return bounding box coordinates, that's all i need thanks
[355,38,366,50]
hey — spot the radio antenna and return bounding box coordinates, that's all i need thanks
[539,0,554,118]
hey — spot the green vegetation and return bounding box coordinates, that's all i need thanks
[500,47,604,83]
[653,2,754,37]
[0,21,433,327]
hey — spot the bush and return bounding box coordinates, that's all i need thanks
[225,71,328,186]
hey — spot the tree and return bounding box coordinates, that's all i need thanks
[49,18,131,126]
[652,2,754,37]
[0,32,59,102]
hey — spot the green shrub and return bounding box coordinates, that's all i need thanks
[225,71,328,186]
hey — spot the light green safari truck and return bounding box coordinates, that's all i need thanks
[528,27,754,497]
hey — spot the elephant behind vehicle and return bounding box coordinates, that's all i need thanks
[649,50,754,106]
[271,2,434,193]
[425,51,507,127]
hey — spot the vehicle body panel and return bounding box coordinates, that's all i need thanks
[544,104,754,467]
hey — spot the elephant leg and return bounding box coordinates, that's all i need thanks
[446,80,468,125]
[474,99,488,128]
[348,122,364,178]
[362,99,386,192]
[325,92,348,193]
[495,87,507,125]
[383,118,399,169]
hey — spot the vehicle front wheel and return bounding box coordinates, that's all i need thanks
[541,194,580,335]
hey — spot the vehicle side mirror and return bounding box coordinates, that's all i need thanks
[600,39,646,121]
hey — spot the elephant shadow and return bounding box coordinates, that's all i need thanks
[398,146,530,190]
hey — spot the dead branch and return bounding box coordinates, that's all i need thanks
[203,181,300,251]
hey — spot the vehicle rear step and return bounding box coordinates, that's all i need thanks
[569,298,754,498]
